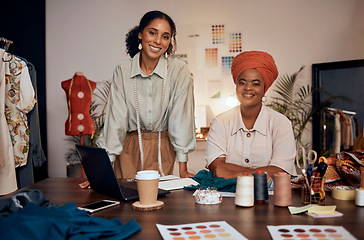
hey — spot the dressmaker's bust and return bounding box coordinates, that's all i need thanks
[62,72,96,136]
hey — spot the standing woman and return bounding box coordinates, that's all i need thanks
[97,10,195,179]
[206,51,296,179]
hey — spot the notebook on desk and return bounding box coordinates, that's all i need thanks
[75,144,170,201]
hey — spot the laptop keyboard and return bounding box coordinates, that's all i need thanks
[119,184,139,198]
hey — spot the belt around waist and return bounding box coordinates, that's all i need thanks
[128,130,169,139]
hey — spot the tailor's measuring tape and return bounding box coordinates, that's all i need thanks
[331,186,356,200]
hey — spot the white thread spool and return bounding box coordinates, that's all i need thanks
[355,188,364,206]
[235,173,254,207]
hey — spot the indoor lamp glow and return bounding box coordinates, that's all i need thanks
[225,95,239,108]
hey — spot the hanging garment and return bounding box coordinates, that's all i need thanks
[0,49,17,195]
[5,53,36,168]
[353,132,364,151]
[334,113,341,154]
[353,116,360,138]
[27,62,46,167]
[16,62,47,188]
[348,116,354,149]
[339,111,351,150]
[322,112,336,156]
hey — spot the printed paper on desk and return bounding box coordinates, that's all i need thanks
[158,177,199,191]
[306,210,343,219]
[157,221,248,240]
[159,175,181,181]
[267,225,356,240]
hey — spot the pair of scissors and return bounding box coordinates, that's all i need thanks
[295,146,317,178]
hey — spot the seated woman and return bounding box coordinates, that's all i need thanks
[206,51,297,179]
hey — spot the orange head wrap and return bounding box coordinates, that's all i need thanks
[231,51,278,93]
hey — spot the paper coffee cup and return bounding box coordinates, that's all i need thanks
[135,170,160,205]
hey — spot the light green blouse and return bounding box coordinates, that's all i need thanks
[97,52,196,163]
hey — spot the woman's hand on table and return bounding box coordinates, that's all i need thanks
[180,170,194,178]
[79,180,90,189]
[215,165,239,179]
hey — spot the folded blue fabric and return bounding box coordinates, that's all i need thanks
[0,202,141,240]
[0,189,58,217]
[184,170,237,192]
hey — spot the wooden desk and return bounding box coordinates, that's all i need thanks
[2,178,364,239]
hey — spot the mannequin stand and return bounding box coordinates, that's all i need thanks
[80,132,85,178]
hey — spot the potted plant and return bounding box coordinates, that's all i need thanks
[266,66,337,150]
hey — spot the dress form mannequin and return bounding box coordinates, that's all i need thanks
[62,72,97,142]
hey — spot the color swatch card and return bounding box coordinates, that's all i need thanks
[222,56,234,73]
[157,221,248,240]
[229,33,242,53]
[205,48,218,67]
[212,25,225,44]
[267,225,357,240]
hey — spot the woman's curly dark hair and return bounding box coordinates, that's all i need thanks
[125,10,177,58]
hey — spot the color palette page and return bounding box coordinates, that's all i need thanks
[211,25,225,44]
[221,56,234,73]
[229,33,242,53]
[157,221,248,240]
[205,48,218,67]
[267,225,357,240]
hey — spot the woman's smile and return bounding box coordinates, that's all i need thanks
[236,68,265,109]
[149,45,162,53]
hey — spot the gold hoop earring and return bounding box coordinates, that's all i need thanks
[262,95,267,103]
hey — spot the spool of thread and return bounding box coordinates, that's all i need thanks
[355,188,364,206]
[331,186,355,200]
[235,173,254,207]
[253,170,268,203]
[273,172,292,207]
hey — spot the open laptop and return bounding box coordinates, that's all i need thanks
[75,144,170,201]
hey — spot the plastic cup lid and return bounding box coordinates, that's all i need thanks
[135,170,160,180]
